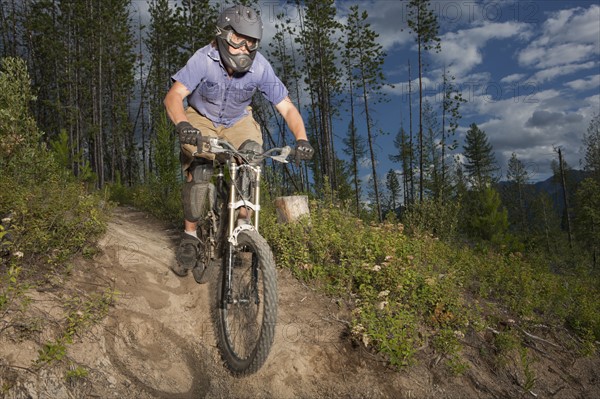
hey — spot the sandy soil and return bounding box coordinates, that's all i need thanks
[1,206,599,398]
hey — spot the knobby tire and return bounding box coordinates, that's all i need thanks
[215,229,277,376]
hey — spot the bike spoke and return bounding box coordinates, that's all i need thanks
[225,249,264,359]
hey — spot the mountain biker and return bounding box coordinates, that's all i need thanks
[164,4,314,277]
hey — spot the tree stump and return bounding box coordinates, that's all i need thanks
[273,195,310,224]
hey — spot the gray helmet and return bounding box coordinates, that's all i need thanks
[216,5,263,73]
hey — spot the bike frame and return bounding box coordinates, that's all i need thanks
[196,136,291,306]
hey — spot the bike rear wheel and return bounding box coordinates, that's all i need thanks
[215,229,277,376]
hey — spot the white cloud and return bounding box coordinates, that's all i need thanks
[520,43,597,69]
[436,21,531,77]
[385,76,434,98]
[564,74,600,91]
[500,73,526,84]
[335,1,412,51]
[542,5,600,45]
[518,5,600,69]
[461,86,597,178]
[530,61,598,83]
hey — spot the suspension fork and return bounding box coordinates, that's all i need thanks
[222,160,238,306]
[254,165,262,232]
[221,161,263,306]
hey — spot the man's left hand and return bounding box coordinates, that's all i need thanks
[294,139,314,162]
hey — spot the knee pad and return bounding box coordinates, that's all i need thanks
[182,163,215,222]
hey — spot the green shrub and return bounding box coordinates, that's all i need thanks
[402,197,461,239]
[0,57,109,359]
[262,198,600,368]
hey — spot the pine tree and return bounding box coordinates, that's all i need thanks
[265,10,308,192]
[463,187,508,243]
[344,5,389,222]
[504,152,531,234]
[146,0,186,175]
[406,0,440,202]
[296,0,341,195]
[574,178,600,269]
[422,99,440,199]
[575,113,600,267]
[529,191,562,253]
[552,148,576,247]
[22,0,136,188]
[389,125,412,206]
[583,113,600,183]
[385,169,402,216]
[463,123,497,190]
[342,120,367,216]
[180,0,218,58]
[440,69,466,202]
[0,0,25,58]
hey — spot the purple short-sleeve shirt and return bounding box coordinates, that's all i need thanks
[172,45,288,128]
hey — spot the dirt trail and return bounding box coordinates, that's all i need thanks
[2,206,599,398]
[75,207,453,398]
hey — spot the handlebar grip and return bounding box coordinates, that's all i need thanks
[287,147,297,161]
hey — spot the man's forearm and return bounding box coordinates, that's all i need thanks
[164,93,188,125]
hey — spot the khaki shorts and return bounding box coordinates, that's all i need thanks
[180,106,263,172]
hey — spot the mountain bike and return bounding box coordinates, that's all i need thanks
[190,136,295,376]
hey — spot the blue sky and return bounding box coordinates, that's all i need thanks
[133,1,599,185]
[360,0,598,184]
[332,0,600,185]
[259,0,600,185]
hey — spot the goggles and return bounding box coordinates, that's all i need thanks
[219,28,259,52]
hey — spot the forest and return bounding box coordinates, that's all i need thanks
[1,1,599,394]
[1,0,598,263]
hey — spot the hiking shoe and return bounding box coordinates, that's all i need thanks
[173,234,200,276]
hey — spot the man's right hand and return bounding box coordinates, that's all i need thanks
[176,121,201,145]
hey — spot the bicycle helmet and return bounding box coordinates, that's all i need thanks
[216,5,263,74]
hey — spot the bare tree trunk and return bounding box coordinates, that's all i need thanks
[557,148,573,249]
[349,80,360,216]
[361,75,382,222]
[408,60,415,205]
[417,31,424,202]
[441,69,447,203]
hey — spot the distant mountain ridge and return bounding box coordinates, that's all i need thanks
[498,169,591,214]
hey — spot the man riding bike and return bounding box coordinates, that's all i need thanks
[164,5,314,277]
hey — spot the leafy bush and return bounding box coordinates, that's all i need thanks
[0,56,108,312]
[402,197,461,239]
[263,201,473,366]
[262,199,599,368]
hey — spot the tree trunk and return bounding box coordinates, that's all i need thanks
[408,60,415,205]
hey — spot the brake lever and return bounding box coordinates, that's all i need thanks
[270,146,292,163]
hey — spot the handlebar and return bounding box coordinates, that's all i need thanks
[194,135,295,165]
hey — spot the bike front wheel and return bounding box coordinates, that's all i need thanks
[215,229,277,376]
